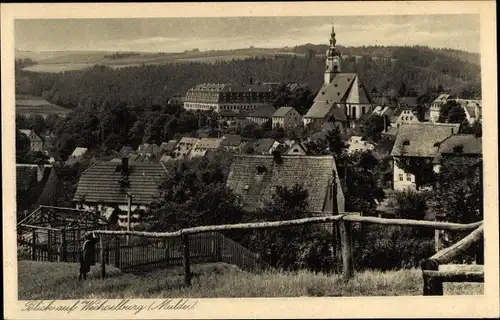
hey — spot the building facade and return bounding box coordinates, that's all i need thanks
[429,93,453,122]
[272,107,302,129]
[19,129,44,153]
[183,82,277,113]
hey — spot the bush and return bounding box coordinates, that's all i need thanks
[352,225,434,271]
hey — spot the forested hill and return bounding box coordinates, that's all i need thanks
[15,45,481,109]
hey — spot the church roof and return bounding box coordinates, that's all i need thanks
[316,73,358,103]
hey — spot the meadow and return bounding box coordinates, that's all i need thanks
[18,260,483,300]
[16,95,70,118]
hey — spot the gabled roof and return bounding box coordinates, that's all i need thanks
[193,138,222,150]
[248,106,277,118]
[316,73,358,103]
[73,162,166,205]
[304,101,334,119]
[19,129,43,141]
[253,138,278,154]
[434,134,482,163]
[432,93,452,103]
[390,123,460,158]
[71,147,88,157]
[272,107,296,118]
[221,134,242,147]
[178,137,199,145]
[465,106,476,117]
[226,155,344,213]
[284,141,308,155]
[161,140,179,152]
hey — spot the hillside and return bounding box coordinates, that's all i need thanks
[15,45,481,110]
[18,260,482,299]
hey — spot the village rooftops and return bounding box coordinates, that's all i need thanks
[226,154,345,213]
[432,93,453,104]
[433,134,482,163]
[73,160,167,205]
[390,122,461,158]
[253,138,278,154]
[220,134,242,147]
[248,106,277,118]
[161,140,179,153]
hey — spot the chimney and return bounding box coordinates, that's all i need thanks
[37,163,45,182]
[121,157,129,174]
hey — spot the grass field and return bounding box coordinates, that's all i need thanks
[18,260,483,300]
[16,95,70,118]
[18,48,306,73]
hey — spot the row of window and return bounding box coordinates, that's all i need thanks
[398,173,412,182]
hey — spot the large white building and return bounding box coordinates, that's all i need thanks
[183,82,277,113]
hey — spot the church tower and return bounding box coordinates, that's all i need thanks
[324,24,341,85]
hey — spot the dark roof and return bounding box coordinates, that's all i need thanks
[161,140,178,152]
[390,123,461,158]
[226,155,344,213]
[74,162,167,205]
[221,134,242,147]
[16,164,63,212]
[248,106,277,118]
[253,139,277,153]
[272,107,296,117]
[434,135,482,163]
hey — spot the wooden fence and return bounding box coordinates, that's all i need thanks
[18,230,269,274]
[86,213,483,290]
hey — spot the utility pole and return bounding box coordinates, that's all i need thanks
[127,193,132,244]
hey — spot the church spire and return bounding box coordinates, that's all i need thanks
[330,24,336,47]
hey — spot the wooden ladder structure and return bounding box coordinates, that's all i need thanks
[422,225,484,295]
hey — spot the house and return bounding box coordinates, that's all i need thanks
[252,138,280,155]
[226,154,345,214]
[303,26,374,129]
[283,141,308,155]
[19,129,44,152]
[172,137,199,159]
[220,134,243,151]
[160,140,179,155]
[272,107,302,129]
[70,147,88,159]
[73,158,167,229]
[189,138,222,158]
[429,93,453,122]
[457,99,482,124]
[390,122,460,190]
[347,136,375,154]
[137,143,161,159]
[246,106,276,126]
[16,164,67,216]
[392,107,421,128]
[433,134,482,173]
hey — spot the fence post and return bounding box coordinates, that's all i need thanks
[47,229,52,262]
[100,236,106,279]
[59,229,66,262]
[182,234,192,286]
[422,260,443,296]
[31,229,36,260]
[339,218,354,280]
[114,237,120,268]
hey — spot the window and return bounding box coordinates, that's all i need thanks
[406,173,412,181]
[399,174,404,181]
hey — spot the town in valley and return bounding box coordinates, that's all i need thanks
[14,15,484,299]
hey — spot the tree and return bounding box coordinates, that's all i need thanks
[325,127,347,158]
[361,115,385,142]
[387,189,428,220]
[438,100,464,123]
[16,130,31,162]
[341,151,385,214]
[394,157,435,190]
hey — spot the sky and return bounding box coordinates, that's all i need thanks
[15,15,480,53]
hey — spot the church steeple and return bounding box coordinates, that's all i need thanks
[324,23,341,85]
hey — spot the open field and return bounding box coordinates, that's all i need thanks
[18,260,483,300]
[16,95,70,118]
[18,49,306,73]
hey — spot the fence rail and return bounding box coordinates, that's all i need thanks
[84,214,483,287]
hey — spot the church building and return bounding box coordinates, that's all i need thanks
[303,25,375,129]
